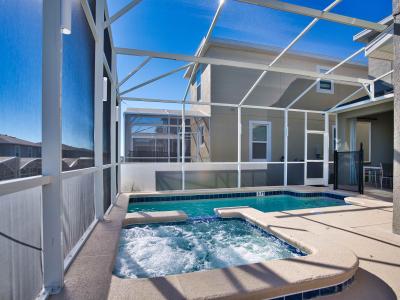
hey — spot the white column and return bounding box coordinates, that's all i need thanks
[117,104,122,193]
[94,0,105,218]
[110,50,117,202]
[349,118,357,151]
[41,0,64,293]
[304,112,308,185]
[323,113,330,186]
[335,114,339,151]
[237,107,242,188]
[284,109,288,186]
[181,101,186,190]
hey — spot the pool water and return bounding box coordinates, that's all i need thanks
[128,195,346,217]
[114,218,305,279]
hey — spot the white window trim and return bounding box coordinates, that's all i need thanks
[331,124,337,151]
[249,120,272,162]
[316,65,334,94]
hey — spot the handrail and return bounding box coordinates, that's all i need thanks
[0,175,51,197]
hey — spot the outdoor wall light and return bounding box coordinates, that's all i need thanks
[61,0,72,35]
[103,77,108,102]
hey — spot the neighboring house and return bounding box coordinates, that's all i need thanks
[0,134,95,180]
[331,16,394,172]
[185,38,368,176]
[0,134,41,158]
[124,108,210,163]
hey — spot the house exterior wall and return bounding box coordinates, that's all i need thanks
[208,107,336,163]
[369,57,393,83]
[189,44,362,163]
[206,45,367,111]
[337,103,393,166]
[370,111,394,165]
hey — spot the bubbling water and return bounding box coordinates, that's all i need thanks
[114,219,304,279]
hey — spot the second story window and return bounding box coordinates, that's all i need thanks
[195,66,202,101]
[317,66,334,94]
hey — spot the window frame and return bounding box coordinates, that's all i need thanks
[248,120,272,162]
[316,65,334,94]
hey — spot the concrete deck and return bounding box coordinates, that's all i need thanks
[123,210,188,226]
[52,186,399,300]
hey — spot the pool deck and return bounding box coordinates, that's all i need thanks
[52,186,399,300]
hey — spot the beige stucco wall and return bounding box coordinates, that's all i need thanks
[209,107,336,163]
[187,42,367,164]
[337,102,393,165]
[368,57,393,84]
[370,111,394,165]
[207,45,367,111]
[188,65,211,116]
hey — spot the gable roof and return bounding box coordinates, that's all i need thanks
[184,37,366,78]
[0,134,40,147]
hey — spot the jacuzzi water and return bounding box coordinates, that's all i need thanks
[128,194,346,217]
[114,218,305,279]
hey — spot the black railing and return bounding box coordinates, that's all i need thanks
[334,143,364,194]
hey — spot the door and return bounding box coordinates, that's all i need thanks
[304,113,329,186]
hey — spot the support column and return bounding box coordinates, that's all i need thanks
[304,112,308,185]
[237,107,242,188]
[392,0,400,234]
[349,118,357,151]
[94,0,105,218]
[323,113,330,186]
[110,50,117,202]
[284,109,288,186]
[181,101,186,190]
[117,104,122,194]
[41,0,64,292]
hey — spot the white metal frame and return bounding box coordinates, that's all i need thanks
[1,2,393,298]
[248,120,272,162]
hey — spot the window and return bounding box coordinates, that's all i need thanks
[317,66,334,94]
[125,114,204,162]
[249,121,271,161]
[195,66,202,101]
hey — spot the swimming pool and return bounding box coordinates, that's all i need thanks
[114,218,306,279]
[129,192,346,217]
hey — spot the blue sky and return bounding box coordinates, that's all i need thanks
[0,0,392,146]
[110,0,392,108]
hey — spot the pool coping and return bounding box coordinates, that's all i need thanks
[129,189,348,203]
[123,210,188,226]
[109,197,359,299]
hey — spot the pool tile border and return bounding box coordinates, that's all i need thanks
[130,190,346,203]
[270,276,354,300]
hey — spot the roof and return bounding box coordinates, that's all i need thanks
[184,37,367,78]
[338,80,393,109]
[0,134,40,147]
[353,15,393,43]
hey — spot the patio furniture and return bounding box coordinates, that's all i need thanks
[380,163,393,189]
[363,166,380,187]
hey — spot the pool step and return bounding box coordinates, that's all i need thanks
[123,210,188,226]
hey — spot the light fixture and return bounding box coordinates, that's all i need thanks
[103,77,108,102]
[61,0,72,35]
